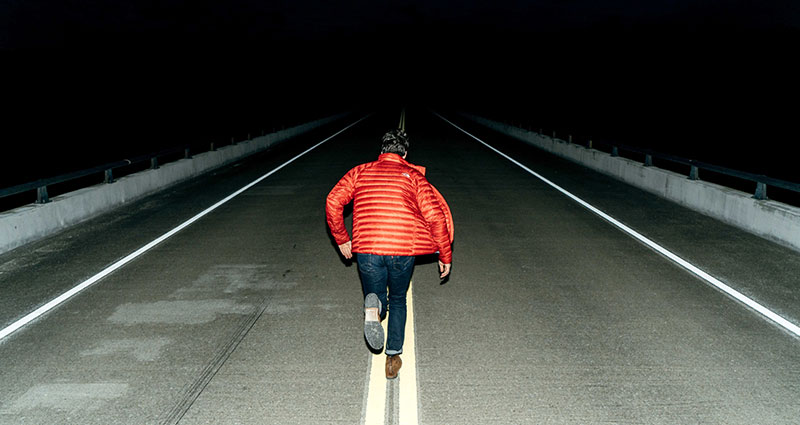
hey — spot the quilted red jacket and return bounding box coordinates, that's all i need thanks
[326,153,453,263]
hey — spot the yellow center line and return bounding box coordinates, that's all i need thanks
[364,320,388,424]
[399,281,419,424]
[365,110,416,423]
[363,281,420,425]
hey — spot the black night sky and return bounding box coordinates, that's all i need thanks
[2,0,799,187]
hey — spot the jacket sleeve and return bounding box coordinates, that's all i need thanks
[415,176,453,264]
[326,168,357,245]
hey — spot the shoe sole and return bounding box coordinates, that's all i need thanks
[364,293,384,351]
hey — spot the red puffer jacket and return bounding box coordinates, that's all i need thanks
[326,153,453,263]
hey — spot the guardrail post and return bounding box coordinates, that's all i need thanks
[644,154,653,167]
[689,165,699,180]
[151,157,159,170]
[754,182,768,200]
[36,186,49,204]
[568,135,572,143]
[210,142,216,151]
[105,169,114,184]
[611,146,619,157]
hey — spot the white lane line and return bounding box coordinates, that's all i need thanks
[398,281,419,424]
[436,112,800,339]
[0,115,370,343]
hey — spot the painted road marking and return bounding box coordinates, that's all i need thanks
[363,282,419,425]
[364,318,388,424]
[363,107,419,424]
[399,107,407,132]
[437,111,800,339]
[399,281,419,424]
[0,115,370,343]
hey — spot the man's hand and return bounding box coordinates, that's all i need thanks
[438,261,451,279]
[338,241,352,259]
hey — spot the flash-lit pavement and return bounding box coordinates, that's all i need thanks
[1,109,799,424]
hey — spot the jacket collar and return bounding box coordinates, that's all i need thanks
[378,153,426,175]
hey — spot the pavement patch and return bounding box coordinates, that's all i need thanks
[0,383,128,414]
[264,303,303,315]
[173,264,296,297]
[80,337,172,361]
[108,300,252,325]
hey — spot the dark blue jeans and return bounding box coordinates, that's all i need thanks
[356,253,415,356]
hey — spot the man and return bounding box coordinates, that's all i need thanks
[326,129,453,379]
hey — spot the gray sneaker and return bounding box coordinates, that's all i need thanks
[364,293,384,351]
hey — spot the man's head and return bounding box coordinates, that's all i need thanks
[380,129,410,157]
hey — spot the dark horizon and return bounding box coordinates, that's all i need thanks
[2,0,799,186]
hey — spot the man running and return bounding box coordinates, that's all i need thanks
[326,129,453,379]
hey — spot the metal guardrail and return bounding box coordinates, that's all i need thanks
[0,145,194,205]
[5,119,798,207]
[1,112,339,210]
[591,139,798,201]
[0,120,284,207]
[514,124,800,202]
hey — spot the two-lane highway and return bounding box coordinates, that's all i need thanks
[1,109,798,424]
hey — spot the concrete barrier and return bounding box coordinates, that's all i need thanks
[460,113,800,253]
[0,113,349,255]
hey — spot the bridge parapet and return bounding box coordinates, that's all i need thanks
[461,113,800,253]
[0,113,349,256]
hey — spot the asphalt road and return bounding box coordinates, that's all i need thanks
[1,109,798,424]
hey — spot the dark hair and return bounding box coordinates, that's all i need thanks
[380,129,410,155]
